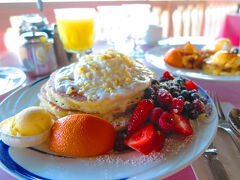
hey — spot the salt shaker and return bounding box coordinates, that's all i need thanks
[18,28,58,78]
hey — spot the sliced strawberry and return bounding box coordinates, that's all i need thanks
[172,113,193,136]
[127,99,154,135]
[154,130,165,152]
[172,98,184,113]
[163,71,174,80]
[158,112,174,134]
[124,123,159,155]
[149,107,164,124]
[157,89,173,109]
[184,80,198,91]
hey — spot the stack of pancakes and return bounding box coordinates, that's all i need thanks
[39,49,153,130]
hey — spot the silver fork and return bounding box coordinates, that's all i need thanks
[204,143,230,180]
[211,91,240,152]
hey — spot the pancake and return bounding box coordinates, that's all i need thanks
[42,71,144,113]
[38,83,136,130]
[39,49,154,130]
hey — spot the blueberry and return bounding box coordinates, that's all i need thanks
[159,77,168,82]
[200,97,208,104]
[170,86,178,93]
[114,130,130,151]
[180,90,189,98]
[176,79,185,87]
[172,91,180,97]
[177,76,185,81]
[144,87,155,98]
[159,85,169,91]
[181,78,187,83]
[173,83,181,88]
[189,90,197,94]
[177,96,185,100]
[176,78,183,84]
[150,94,157,103]
[152,84,160,91]
[183,101,192,111]
[151,79,159,85]
[190,93,200,100]
[181,86,187,90]
[188,109,198,120]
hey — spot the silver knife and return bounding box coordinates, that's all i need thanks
[203,143,230,180]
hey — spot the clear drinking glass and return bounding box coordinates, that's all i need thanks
[121,4,151,57]
[54,8,95,55]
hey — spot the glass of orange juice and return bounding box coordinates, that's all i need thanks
[54,8,95,54]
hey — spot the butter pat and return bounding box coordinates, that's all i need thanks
[10,106,53,136]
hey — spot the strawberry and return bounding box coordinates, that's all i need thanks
[172,98,184,113]
[163,71,174,80]
[158,112,174,134]
[154,130,165,152]
[184,80,198,91]
[127,99,154,135]
[124,123,160,155]
[157,89,173,109]
[149,107,164,124]
[172,113,193,136]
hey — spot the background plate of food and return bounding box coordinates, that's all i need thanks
[145,38,240,82]
[0,50,218,180]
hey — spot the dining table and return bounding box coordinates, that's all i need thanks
[0,40,239,180]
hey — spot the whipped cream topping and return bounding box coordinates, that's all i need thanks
[54,49,153,101]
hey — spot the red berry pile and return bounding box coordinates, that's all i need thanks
[114,71,207,155]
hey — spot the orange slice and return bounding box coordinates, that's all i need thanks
[164,48,184,68]
[49,114,116,157]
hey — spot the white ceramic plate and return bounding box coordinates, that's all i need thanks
[0,76,217,180]
[0,67,26,96]
[145,44,240,82]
